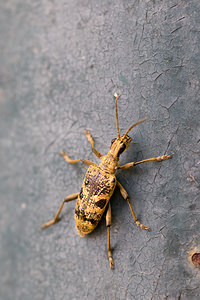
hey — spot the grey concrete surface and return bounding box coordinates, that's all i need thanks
[0,1,200,299]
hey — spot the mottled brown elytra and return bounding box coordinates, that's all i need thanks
[41,94,172,269]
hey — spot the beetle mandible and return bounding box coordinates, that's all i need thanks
[41,94,172,269]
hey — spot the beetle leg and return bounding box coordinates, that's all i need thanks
[106,202,114,269]
[83,129,103,159]
[40,193,79,229]
[61,151,97,167]
[118,154,172,169]
[134,154,172,166]
[117,181,149,231]
[118,162,135,169]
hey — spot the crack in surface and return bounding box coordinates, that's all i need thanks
[170,26,183,34]
[44,138,57,154]
[150,258,166,300]
[160,97,180,110]
[154,65,184,81]
[164,125,179,154]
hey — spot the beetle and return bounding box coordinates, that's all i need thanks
[41,94,172,269]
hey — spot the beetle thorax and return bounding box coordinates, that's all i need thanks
[99,153,118,174]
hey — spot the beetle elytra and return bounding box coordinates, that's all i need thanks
[41,94,172,269]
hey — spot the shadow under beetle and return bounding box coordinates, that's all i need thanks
[41,94,172,269]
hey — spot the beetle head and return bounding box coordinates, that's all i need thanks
[110,135,131,158]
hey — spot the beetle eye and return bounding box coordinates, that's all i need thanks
[118,143,126,156]
[111,138,116,145]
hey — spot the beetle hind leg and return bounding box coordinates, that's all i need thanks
[40,193,79,229]
[106,202,114,269]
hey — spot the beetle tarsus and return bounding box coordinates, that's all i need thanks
[136,220,149,231]
[108,251,114,269]
[156,154,172,162]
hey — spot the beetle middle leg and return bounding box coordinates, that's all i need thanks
[117,181,149,231]
[106,202,114,269]
[61,151,97,167]
[40,193,79,229]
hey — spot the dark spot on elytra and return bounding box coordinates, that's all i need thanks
[94,185,110,196]
[75,208,80,216]
[79,188,83,199]
[102,186,110,194]
[75,208,86,220]
[87,218,97,225]
[75,208,98,225]
[95,198,107,209]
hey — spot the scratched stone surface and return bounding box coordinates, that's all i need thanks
[0,1,200,299]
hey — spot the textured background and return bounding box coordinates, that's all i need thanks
[0,1,200,299]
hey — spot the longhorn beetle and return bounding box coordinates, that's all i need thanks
[41,94,172,269]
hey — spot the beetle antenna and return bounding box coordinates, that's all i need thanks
[124,117,148,137]
[114,94,121,138]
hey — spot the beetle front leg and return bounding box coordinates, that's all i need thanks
[118,154,172,169]
[134,154,172,166]
[106,202,114,269]
[117,181,149,231]
[83,129,103,159]
[40,193,79,229]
